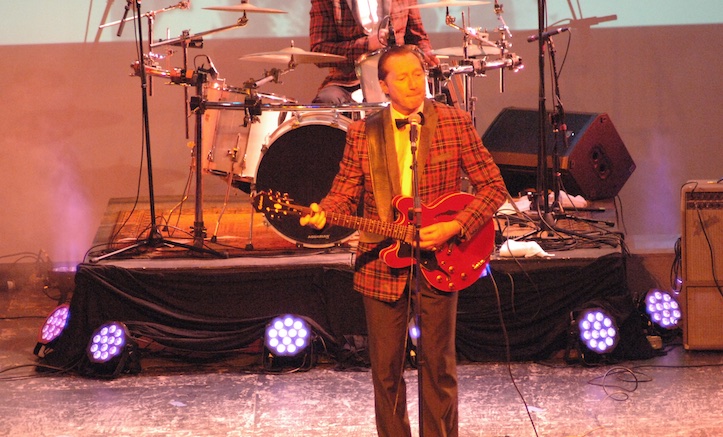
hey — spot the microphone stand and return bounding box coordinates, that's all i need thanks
[408,119,425,437]
[547,36,568,214]
[533,0,555,230]
[90,1,223,262]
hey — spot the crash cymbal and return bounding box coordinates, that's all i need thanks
[433,45,501,57]
[405,0,490,9]
[204,2,286,14]
[240,47,346,64]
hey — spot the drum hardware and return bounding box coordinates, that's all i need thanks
[403,0,490,9]
[150,9,271,137]
[203,1,287,14]
[239,42,347,66]
[91,1,223,262]
[431,54,522,80]
[422,0,522,125]
[101,1,190,96]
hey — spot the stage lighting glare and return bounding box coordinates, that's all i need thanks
[265,315,310,357]
[34,304,71,356]
[84,321,140,378]
[578,308,618,354]
[39,304,70,343]
[88,322,128,363]
[645,289,681,329]
[409,322,420,341]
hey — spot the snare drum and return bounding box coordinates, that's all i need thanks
[201,82,289,183]
[254,112,359,247]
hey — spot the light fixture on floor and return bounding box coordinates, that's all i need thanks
[565,305,620,364]
[85,321,140,378]
[263,314,314,371]
[34,303,70,357]
[578,307,619,354]
[643,289,682,330]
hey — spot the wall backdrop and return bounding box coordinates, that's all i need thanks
[1,0,721,264]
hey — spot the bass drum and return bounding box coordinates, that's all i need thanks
[255,112,357,248]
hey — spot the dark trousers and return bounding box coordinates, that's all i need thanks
[363,278,459,437]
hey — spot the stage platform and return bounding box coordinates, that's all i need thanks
[37,194,657,372]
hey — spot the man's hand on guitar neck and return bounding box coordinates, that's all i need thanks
[299,203,327,230]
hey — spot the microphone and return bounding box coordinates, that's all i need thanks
[527,27,569,43]
[199,56,219,80]
[117,0,133,38]
[408,112,423,144]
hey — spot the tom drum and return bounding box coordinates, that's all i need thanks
[201,82,288,184]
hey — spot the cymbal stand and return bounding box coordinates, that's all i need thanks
[493,0,513,93]
[443,10,476,124]
[145,18,251,251]
[151,17,251,137]
[90,1,221,263]
[99,1,191,97]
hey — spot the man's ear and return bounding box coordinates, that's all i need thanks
[379,80,389,96]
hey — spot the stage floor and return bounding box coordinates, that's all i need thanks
[2,282,723,436]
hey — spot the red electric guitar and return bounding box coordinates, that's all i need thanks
[252,191,495,292]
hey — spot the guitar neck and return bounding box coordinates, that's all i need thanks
[325,211,413,243]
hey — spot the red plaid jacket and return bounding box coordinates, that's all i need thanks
[309,0,434,89]
[319,100,507,302]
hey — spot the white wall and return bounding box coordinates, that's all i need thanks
[1,2,721,264]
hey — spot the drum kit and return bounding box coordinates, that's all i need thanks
[111,0,522,251]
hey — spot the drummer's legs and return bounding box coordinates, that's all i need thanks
[312,84,359,105]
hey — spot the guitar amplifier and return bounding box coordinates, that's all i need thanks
[680,180,723,350]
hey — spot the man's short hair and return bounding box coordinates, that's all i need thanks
[377,44,426,81]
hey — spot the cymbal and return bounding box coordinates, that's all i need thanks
[240,47,346,64]
[433,45,501,57]
[405,0,490,9]
[204,2,286,14]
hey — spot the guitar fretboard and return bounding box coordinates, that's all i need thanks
[325,212,413,243]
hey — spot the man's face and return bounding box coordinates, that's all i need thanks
[379,52,426,115]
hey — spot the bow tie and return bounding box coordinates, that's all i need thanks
[395,112,425,129]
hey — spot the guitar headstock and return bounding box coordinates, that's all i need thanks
[251,191,306,219]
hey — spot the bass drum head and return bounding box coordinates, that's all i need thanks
[255,113,356,247]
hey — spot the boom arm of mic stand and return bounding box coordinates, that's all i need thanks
[100,1,190,30]
[150,18,248,50]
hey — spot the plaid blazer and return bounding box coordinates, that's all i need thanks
[319,100,507,301]
[309,0,434,89]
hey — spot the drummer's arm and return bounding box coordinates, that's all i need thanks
[310,0,371,63]
[404,6,439,66]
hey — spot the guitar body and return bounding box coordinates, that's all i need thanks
[379,192,495,292]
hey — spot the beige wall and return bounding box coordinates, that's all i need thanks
[1,24,721,264]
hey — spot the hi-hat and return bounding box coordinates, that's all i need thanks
[404,0,490,9]
[240,47,346,64]
[433,45,501,57]
[204,2,286,14]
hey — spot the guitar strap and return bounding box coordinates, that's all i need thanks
[362,101,438,243]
